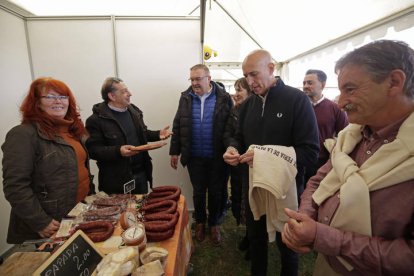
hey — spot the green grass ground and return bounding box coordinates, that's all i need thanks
[188,210,316,276]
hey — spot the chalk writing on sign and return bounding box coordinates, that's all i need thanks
[33,230,103,276]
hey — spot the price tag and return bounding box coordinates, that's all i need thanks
[123,179,135,194]
[33,230,103,276]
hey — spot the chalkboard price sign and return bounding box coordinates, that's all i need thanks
[33,230,103,276]
[124,179,135,194]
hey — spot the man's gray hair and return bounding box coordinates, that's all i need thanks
[335,40,414,100]
[191,64,210,74]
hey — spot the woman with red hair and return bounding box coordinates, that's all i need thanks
[2,77,94,244]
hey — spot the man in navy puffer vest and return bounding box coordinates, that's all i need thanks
[170,64,232,246]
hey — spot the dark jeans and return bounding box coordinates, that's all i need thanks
[220,171,230,217]
[246,202,299,276]
[229,164,244,224]
[187,157,227,226]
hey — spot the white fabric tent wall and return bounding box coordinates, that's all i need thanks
[0,6,200,254]
[0,7,32,256]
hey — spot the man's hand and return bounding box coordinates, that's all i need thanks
[38,219,60,238]
[170,155,179,170]
[223,147,240,166]
[239,149,254,167]
[281,208,316,253]
[120,145,139,157]
[160,125,173,140]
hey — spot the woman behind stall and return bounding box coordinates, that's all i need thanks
[2,77,94,244]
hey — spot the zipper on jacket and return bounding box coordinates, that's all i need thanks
[260,95,266,117]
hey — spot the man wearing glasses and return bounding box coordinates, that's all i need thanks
[85,77,172,195]
[169,64,233,246]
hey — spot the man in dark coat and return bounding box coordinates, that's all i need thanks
[224,50,319,276]
[86,77,172,194]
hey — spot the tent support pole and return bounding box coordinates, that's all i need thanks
[213,0,263,49]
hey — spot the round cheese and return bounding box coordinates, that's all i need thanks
[122,226,145,246]
[120,211,138,230]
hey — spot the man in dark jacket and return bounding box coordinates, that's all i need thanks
[223,50,319,276]
[86,77,172,194]
[169,64,232,246]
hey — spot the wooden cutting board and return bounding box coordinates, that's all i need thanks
[0,252,50,276]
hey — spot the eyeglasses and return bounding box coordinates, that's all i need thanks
[41,94,69,101]
[188,76,209,82]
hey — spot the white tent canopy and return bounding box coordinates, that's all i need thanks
[0,0,413,255]
[4,0,414,92]
[6,0,414,61]
[13,0,411,92]
[205,0,414,60]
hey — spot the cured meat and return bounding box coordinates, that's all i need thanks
[144,212,179,222]
[83,206,122,217]
[144,213,179,232]
[93,195,130,206]
[145,186,181,204]
[141,199,177,214]
[151,186,181,193]
[145,229,174,242]
[74,220,114,242]
[148,191,174,198]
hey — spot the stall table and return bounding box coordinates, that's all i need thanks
[97,194,192,276]
[25,194,193,276]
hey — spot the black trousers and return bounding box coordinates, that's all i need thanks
[246,197,299,276]
[131,170,149,194]
[187,157,227,226]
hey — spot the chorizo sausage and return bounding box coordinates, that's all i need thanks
[75,221,114,242]
[148,191,174,198]
[149,186,181,200]
[144,213,179,232]
[141,199,176,212]
[146,229,174,242]
[143,200,177,215]
[144,212,176,222]
[145,191,180,204]
[144,205,176,214]
[145,206,169,213]
[151,186,180,193]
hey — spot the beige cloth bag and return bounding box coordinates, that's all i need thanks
[248,145,298,242]
[312,112,414,274]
